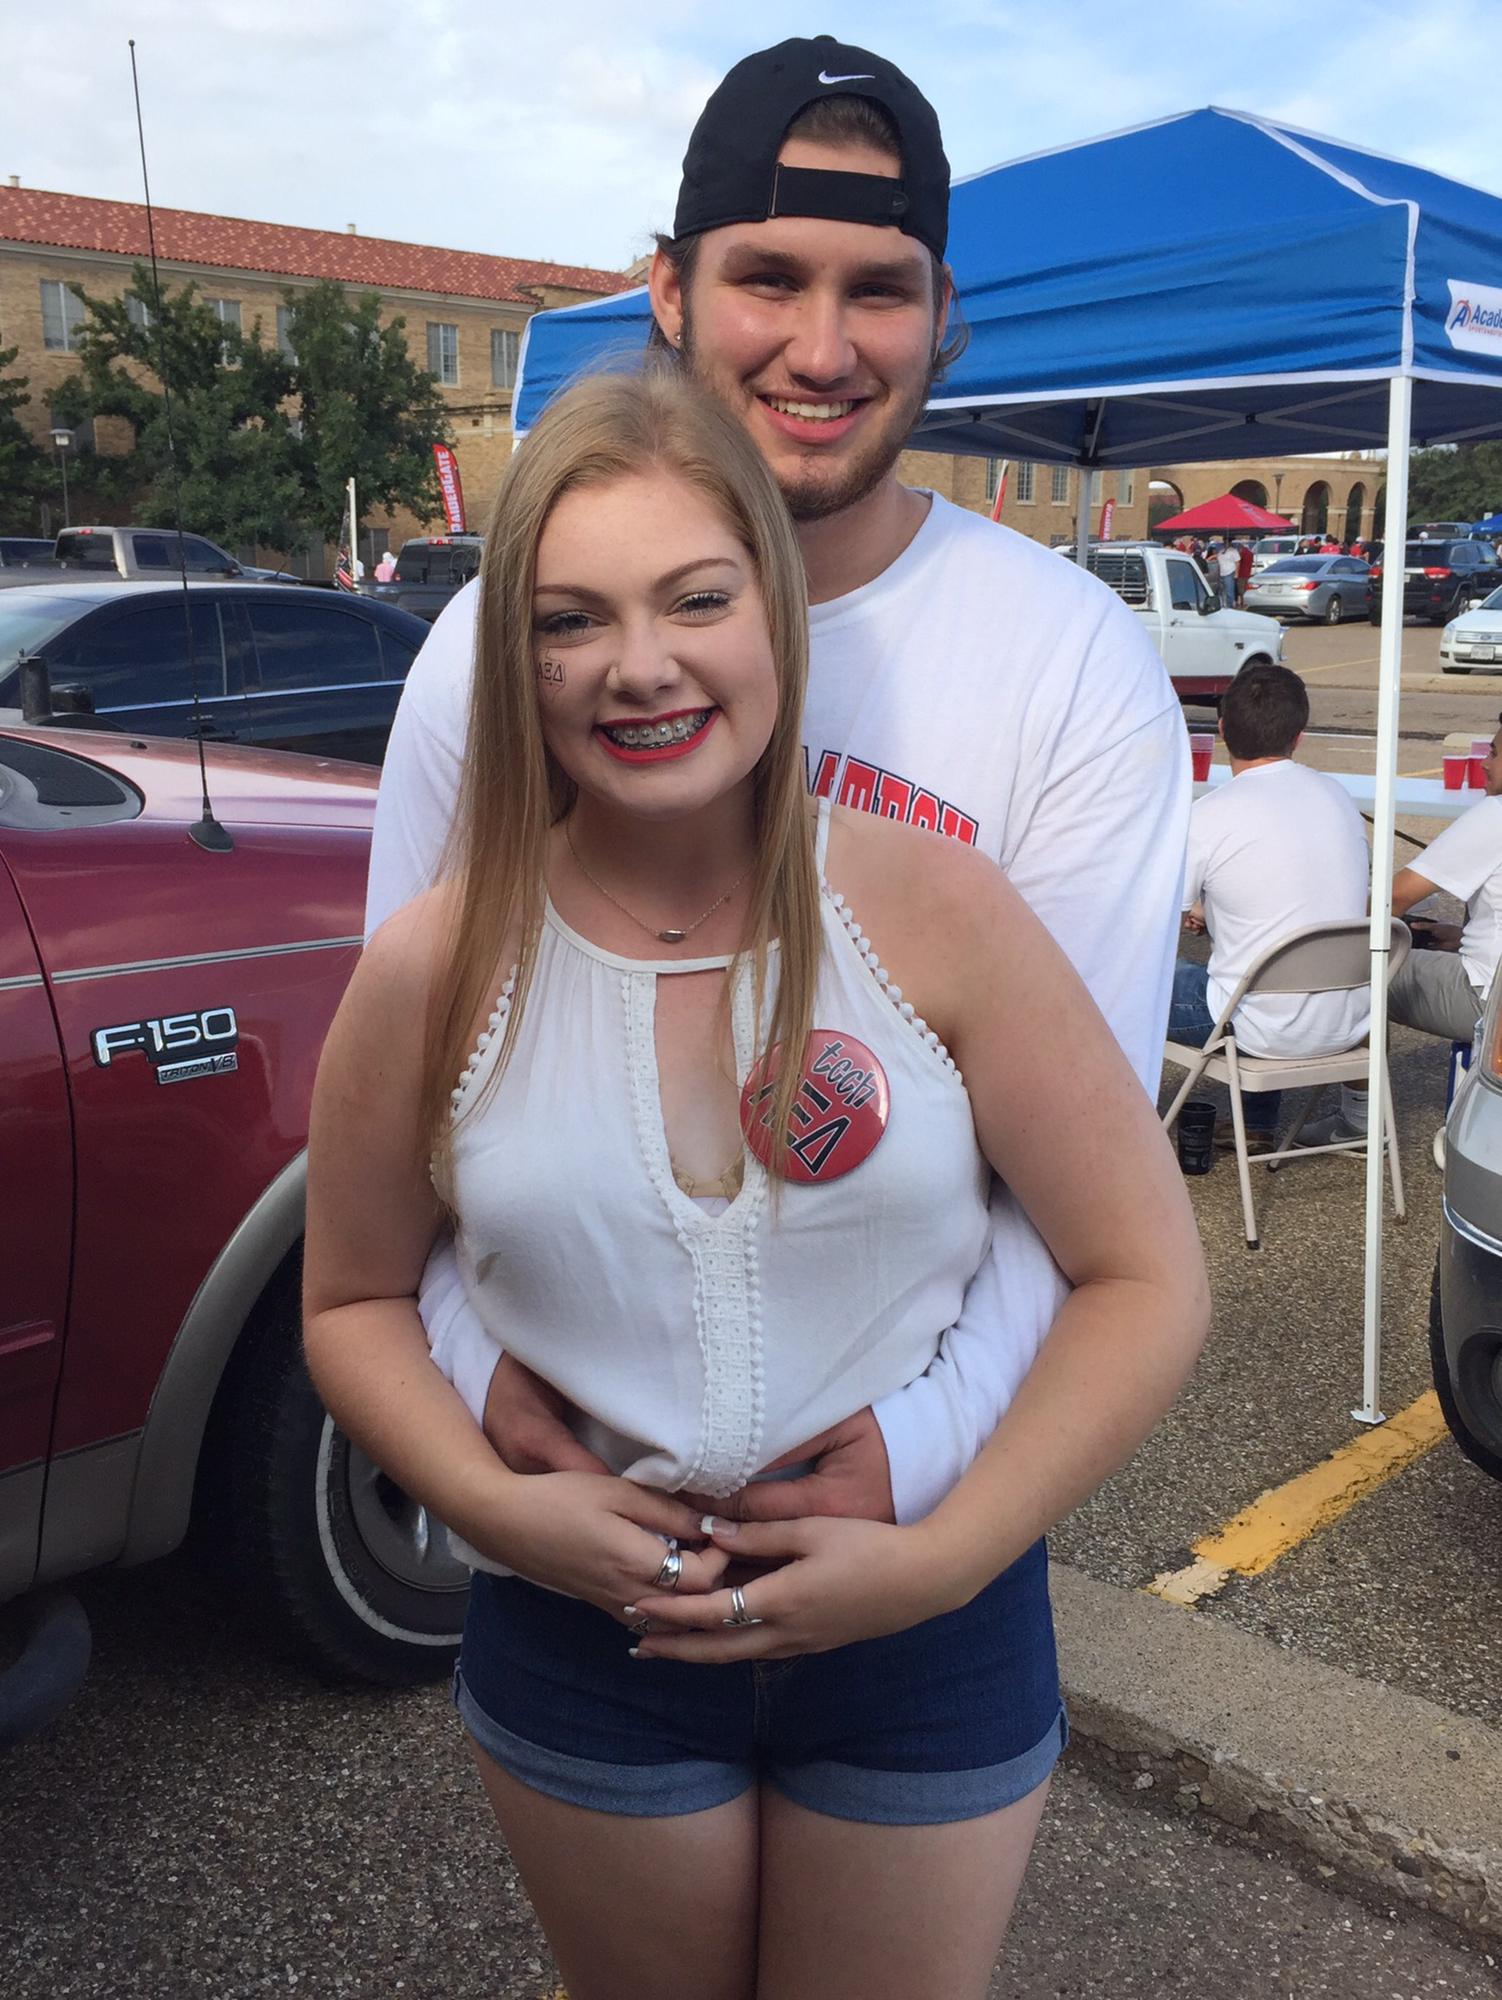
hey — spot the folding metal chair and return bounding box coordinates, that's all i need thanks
[1162,919,1411,1250]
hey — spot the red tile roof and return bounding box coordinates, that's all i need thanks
[0,185,624,305]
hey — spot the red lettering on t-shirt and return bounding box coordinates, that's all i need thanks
[908,788,940,832]
[938,805,980,846]
[838,759,879,814]
[875,772,914,822]
[808,749,840,799]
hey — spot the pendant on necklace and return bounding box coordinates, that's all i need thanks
[657,928,688,945]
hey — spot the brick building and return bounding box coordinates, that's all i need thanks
[0,178,1177,553]
[0,181,624,552]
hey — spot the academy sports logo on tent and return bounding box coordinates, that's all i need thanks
[1445,281,1502,357]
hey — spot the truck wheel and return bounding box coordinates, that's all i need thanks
[1323,595,1343,625]
[195,1264,471,1685]
[1240,655,1274,675]
[1429,1253,1502,1483]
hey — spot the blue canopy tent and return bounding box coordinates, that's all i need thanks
[514,108,1502,1420]
[1474,511,1502,535]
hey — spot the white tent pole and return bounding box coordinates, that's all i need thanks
[1074,467,1095,567]
[1356,371,1412,1426]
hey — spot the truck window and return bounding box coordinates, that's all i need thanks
[131,535,174,569]
[54,532,118,570]
[1166,559,1204,612]
[178,536,235,574]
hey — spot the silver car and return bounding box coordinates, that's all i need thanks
[1243,555,1372,624]
[1438,585,1502,672]
[1436,985,1502,1480]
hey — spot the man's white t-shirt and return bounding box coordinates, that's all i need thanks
[365,491,1190,1523]
[1412,795,1502,1000]
[1182,760,1371,1057]
[1216,547,1239,579]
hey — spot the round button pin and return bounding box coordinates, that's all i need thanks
[740,1029,890,1184]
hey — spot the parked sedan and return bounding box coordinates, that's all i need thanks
[1439,586,1502,673]
[1243,555,1372,623]
[1434,978,1502,1482]
[0,581,427,764]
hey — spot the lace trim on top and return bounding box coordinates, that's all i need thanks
[450,969,518,1123]
[822,885,963,1085]
[623,962,768,1498]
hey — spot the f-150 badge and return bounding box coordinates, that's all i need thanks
[91,1007,239,1085]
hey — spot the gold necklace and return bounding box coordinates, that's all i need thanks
[671,1153,745,1201]
[564,819,752,946]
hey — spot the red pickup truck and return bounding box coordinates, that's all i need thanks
[0,723,469,1740]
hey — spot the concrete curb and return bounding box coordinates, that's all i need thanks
[1052,1563,1502,1937]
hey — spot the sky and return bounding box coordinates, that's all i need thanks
[7,0,1502,275]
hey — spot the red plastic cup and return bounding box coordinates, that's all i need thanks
[1190,733,1214,783]
[1443,754,1466,791]
[1469,743,1489,788]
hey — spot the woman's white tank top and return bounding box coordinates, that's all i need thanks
[449,801,993,1523]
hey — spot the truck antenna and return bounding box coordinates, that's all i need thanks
[128,38,232,853]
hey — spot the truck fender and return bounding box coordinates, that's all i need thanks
[120,1153,307,1566]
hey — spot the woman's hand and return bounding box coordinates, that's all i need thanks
[625,1515,961,1662]
[467,1472,730,1623]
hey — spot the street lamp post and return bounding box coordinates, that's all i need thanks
[50,428,75,528]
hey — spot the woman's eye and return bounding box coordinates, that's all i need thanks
[674,591,732,618]
[535,610,594,636]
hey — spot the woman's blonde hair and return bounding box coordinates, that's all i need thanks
[422,367,821,1201]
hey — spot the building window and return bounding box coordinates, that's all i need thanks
[1050,464,1070,505]
[491,327,520,390]
[204,298,242,364]
[275,304,296,359]
[985,459,1003,503]
[1015,462,1036,504]
[125,294,152,332]
[40,280,87,351]
[427,322,460,385]
[1122,471,1136,504]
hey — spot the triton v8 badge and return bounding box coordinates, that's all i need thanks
[91,1007,239,1085]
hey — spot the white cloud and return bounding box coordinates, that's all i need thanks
[3,0,1498,273]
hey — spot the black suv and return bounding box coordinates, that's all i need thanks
[1368,539,1502,625]
[0,581,427,763]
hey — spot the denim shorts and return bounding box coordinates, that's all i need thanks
[453,1538,1065,1825]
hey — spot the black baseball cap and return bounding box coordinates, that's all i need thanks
[672,35,950,260]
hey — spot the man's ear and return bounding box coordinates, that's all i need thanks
[934,262,955,356]
[648,246,685,348]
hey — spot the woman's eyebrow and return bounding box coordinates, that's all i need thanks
[534,557,742,600]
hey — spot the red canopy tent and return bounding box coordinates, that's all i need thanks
[1152,493,1295,534]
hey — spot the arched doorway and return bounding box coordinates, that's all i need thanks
[1343,483,1366,544]
[1148,479,1184,534]
[1372,485,1387,541]
[1231,478,1268,509]
[1300,482,1331,536]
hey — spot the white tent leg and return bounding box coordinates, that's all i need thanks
[1074,468,1095,568]
[1356,372,1413,1426]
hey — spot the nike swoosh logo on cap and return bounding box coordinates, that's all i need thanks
[818,70,876,84]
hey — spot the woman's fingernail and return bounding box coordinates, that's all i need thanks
[628,1647,641,1659]
[704,1516,738,1539]
[699,1514,717,1536]
[622,1605,637,1617]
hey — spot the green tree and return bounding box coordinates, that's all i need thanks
[0,343,51,533]
[282,281,451,543]
[51,267,304,548]
[1406,442,1502,526]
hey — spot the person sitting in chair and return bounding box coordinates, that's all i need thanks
[1173,664,1371,1152]
[1311,716,1502,1144]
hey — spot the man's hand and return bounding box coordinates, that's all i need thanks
[482,1352,612,1476]
[695,1406,896,1526]
[1182,902,1207,936]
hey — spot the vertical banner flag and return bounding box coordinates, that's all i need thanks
[432,443,467,533]
[1099,496,1116,540]
[989,461,1010,524]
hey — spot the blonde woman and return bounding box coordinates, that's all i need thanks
[303,371,1208,2000]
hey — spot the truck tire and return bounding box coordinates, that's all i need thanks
[195,1263,471,1684]
[1429,1252,1502,1483]
[1240,654,1275,675]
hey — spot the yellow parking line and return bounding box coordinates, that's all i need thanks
[1146,1391,1446,1607]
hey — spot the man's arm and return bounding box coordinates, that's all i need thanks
[1391,866,1440,919]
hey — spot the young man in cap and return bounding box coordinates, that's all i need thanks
[368,23,1187,1624]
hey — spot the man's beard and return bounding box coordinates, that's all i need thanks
[679,308,938,524]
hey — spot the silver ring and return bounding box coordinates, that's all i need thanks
[652,1543,683,1591]
[722,1585,764,1629]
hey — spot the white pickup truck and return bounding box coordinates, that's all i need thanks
[1061,542,1285,710]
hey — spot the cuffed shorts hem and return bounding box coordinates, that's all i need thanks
[456,1671,754,1818]
[766,1705,1068,1826]
[457,1672,1067,1827]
